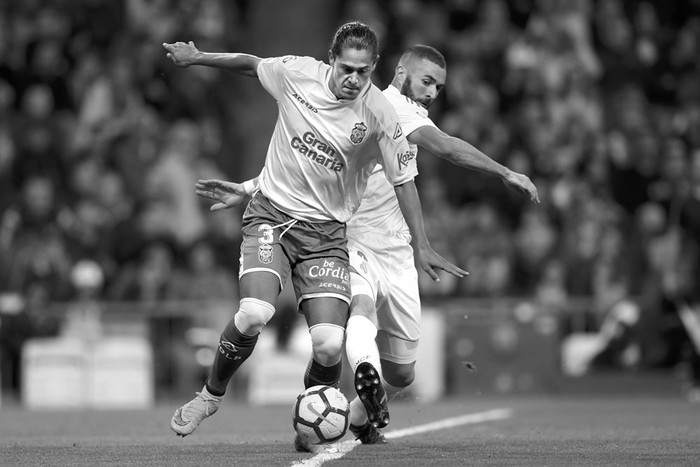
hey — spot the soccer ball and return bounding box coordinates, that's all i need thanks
[292,385,350,447]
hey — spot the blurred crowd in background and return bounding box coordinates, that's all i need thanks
[1,0,699,394]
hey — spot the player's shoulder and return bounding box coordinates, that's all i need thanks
[261,55,326,76]
[382,86,427,115]
[363,84,401,122]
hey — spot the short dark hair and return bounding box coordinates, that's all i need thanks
[329,21,378,60]
[402,45,446,69]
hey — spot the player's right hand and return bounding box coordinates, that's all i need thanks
[415,245,468,282]
[163,41,199,67]
[195,179,246,211]
[503,170,540,204]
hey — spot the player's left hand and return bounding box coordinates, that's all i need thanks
[415,245,468,282]
[195,179,246,211]
[163,41,200,67]
[503,170,540,204]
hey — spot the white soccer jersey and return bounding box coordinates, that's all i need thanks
[347,85,437,235]
[255,56,416,223]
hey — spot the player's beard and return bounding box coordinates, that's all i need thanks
[401,76,432,108]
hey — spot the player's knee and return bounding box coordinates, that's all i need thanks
[309,323,345,364]
[233,298,276,335]
[383,361,415,389]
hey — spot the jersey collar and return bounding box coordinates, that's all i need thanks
[385,84,402,97]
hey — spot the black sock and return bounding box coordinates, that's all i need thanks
[304,358,342,388]
[206,320,258,395]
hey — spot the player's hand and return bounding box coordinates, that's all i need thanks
[503,170,540,204]
[195,179,246,211]
[163,41,200,67]
[415,245,468,282]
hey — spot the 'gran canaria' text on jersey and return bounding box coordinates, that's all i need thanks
[291,131,344,172]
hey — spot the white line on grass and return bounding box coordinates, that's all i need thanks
[291,407,513,467]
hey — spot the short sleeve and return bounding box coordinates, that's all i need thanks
[365,88,418,186]
[257,55,319,101]
[394,98,437,137]
[378,128,417,186]
[256,55,294,100]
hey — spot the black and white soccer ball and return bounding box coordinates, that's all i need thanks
[292,385,350,447]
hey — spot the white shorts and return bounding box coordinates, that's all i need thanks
[348,230,420,364]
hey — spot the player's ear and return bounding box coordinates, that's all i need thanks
[370,57,378,73]
[328,50,335,65]
[395,64,406,83]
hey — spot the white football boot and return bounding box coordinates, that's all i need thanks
[170,386,222,437]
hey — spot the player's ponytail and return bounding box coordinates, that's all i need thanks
[329,21,378,60]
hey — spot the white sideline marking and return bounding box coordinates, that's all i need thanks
[291,407,513,467]
[384,407,513,439]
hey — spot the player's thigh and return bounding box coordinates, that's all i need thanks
[376,263,421,341]
[374,262,421,365]
[299,296,349,327]
[239,237,290,286]
[293,256,351,316]
[239,208,292,305]
[348,238,379,323]
[350,294,378,326]
[238,271,282,306]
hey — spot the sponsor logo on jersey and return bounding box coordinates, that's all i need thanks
[291,132,344,172]
[350,122,367,145]
[292,92,318,113]
[397,149,416,170]
[392,123,403,140]
[309,260,350,283]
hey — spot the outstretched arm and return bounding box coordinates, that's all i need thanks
[163,41,261,77]
[394,180,468,282]
[409,126,540,203]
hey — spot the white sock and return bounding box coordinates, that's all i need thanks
[346,315,383,427]
[200,385,223,401]
[345,315,381,374]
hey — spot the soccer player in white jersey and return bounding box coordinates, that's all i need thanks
[343,44,538,443]
[195,44,539,445]
[162,24,466,451]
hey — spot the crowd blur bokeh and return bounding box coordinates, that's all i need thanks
[1,0,699,393]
